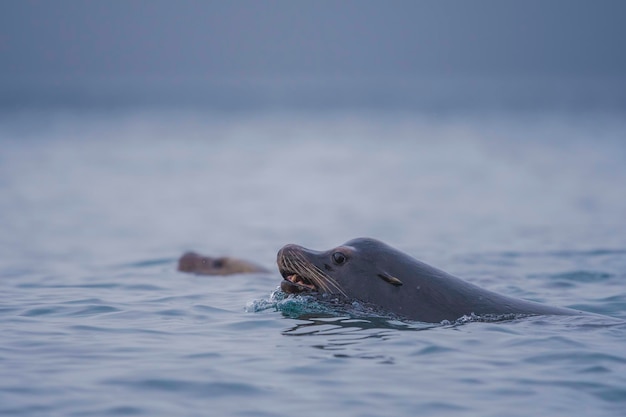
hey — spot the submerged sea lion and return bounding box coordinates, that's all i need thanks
[277,237,586,323]
[178,251,268,275]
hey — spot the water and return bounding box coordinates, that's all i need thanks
[1,105,626,416]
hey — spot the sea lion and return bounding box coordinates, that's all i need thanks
[277,237,585,323]
[178,251,268,275]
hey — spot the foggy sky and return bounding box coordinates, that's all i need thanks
[1,0,625,83]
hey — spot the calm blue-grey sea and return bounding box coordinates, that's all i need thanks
[1,91,625,416]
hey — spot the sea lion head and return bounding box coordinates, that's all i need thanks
[178,252,229,274]
[277,237,406,300]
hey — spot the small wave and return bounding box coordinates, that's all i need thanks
[67,305,121,317]
[117,258,176,269]
[549,270,613,283]
[245,289,337,318]
[248,290,621,332]
[247,288,411,320]
[498,249,626,258]
[103,378,267,397]
[442,312,531,326]
[249,290,539,328]
[249,289,453,331]
[569,294,626,318]
[104,405,144,415]
[17,282,121,289]
[121,284,164,291]
[19,303,121,318]
[20,306,67,317]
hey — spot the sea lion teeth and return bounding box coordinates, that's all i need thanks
[284,273,316,290]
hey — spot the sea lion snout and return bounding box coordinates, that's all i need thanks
[276,243,348,297]
[277,243,304,259]
[178,251,203,272]
[277,244,315,294]
[276,244,306,279]
[276,244,305,263]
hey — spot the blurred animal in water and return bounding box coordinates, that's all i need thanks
[178,251,269,275]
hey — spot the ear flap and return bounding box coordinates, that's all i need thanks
[377,272,403,287]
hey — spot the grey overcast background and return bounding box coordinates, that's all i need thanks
[1,0,625,109]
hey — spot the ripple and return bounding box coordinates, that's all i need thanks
[20,306,67,317]
[192,304,232,314]
[224,318,283,331]
[569,295,626,318]
[281,316,433,337]
[156,309,186,317]
[67,305,121,317]
[0,306,20,315]
[578,365,611,374]
[523,351,626,366]
[17,303,123,318]
[120,258,176,268]
[184,352,222,360]
[596,387,626,403]
[419,402,469,412]
[549,270,613,282]
[507,335,585,349]
[17,283,121,289]
[516,378,626,403]
[68,325,169,335]
[103,378,268,397]
[414,345,458,355]
[61,298,105,304]
[121,284,164,291]
[0,405,54,416]
[498,249,626,258]
[451,312,531,325]
[148,294,206,303]
[104,406,144,416]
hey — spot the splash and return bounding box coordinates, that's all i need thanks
[248,288,421,324]
[445,312,531,326]
[245,288,339,318]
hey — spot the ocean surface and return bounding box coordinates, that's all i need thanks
[1,94,626,416]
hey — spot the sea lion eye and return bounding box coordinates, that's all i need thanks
[332,252,347,265]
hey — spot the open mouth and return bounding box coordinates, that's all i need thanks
[280,270,318,294]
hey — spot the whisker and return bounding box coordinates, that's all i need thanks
[297,259,330,293]
[279,249,347,298]
[292,252,347,297]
